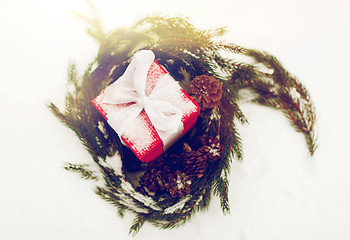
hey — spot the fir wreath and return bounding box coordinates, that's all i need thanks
[48,14,318,235]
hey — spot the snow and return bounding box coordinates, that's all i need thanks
[163,195,192,214]
[1,0,350,239]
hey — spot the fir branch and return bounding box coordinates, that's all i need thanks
[47,102,71,127]
[69,0,105,44]
[95,186,124,209]
[67,63,78,86]
[64,163,98,180]
[213,173,230,214]
[117,206,126,218]
[149,196,201,230]
[241,49,318,155]
[129,215,146,236]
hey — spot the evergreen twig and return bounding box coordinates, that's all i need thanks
[64,163,99,180]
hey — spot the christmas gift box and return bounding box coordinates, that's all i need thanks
[92,50,200,163]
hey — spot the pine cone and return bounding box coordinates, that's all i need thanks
[183,149,208,179]
[139,160,170,196]
[188,75,223,110]
[201,136,223,162]
[164,170,191,198]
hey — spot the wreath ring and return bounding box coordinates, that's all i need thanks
[49,15,317,235]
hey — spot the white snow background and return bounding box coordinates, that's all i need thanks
[1,0,349,239]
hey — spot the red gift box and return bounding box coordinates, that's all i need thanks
[92,50,200,163]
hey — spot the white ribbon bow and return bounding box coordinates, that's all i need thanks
[101,50,184,145]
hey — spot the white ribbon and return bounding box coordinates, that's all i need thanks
[101,50,184,146]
